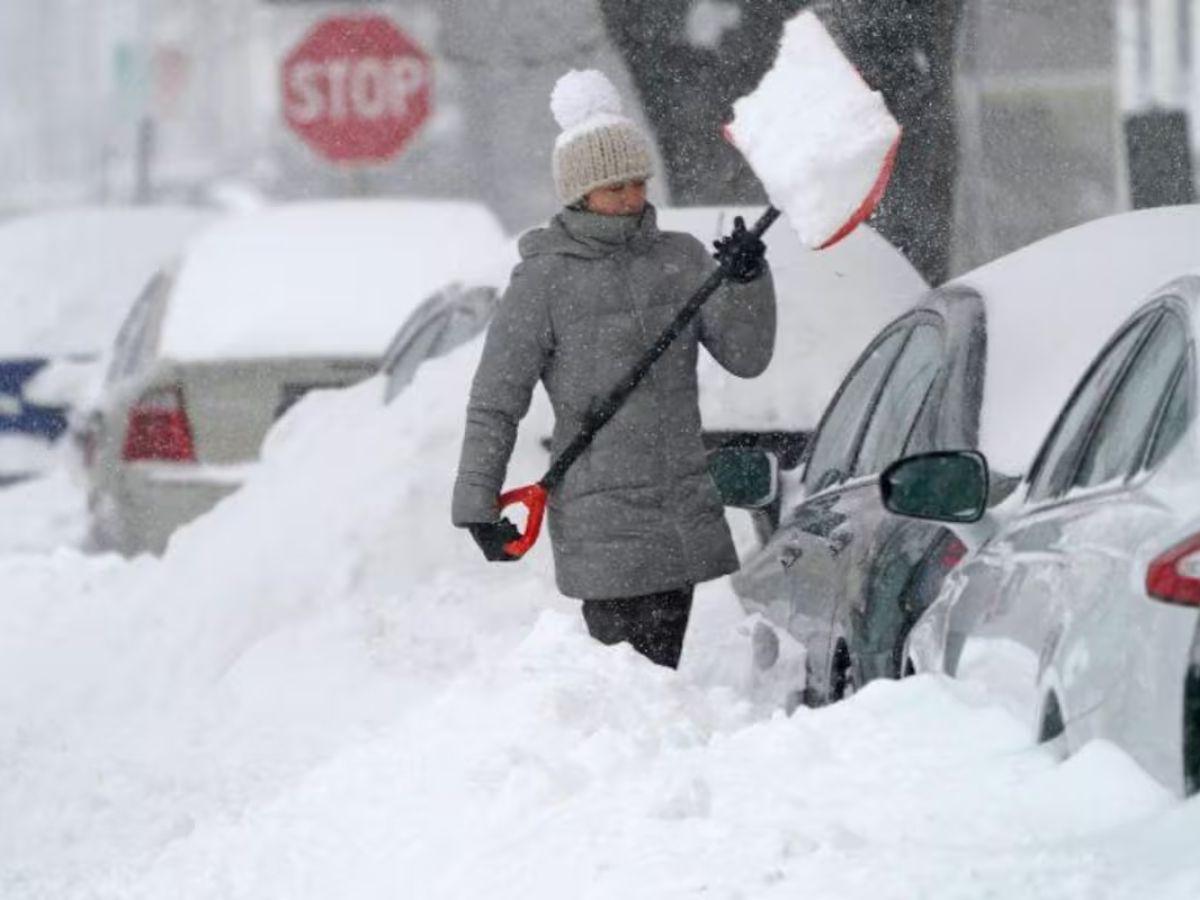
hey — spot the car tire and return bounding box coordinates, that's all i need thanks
[1037,691,1069,761]
[829,639,857,703]
[1038,692,1064,742]
[1182,664,1200,796]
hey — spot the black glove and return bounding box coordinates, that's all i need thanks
[712,215,767,283]
[467,518,522,562]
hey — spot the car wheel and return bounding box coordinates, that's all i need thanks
[1037,691,1069,761]
[1183,665,1200,796]
[830,639,857,702]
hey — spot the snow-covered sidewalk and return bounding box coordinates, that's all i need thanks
[0,465,86,554]
[1,347,1199,899]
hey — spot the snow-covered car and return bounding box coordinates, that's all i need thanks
[81,200,507,555]
[0,206,214,482]
[888,264,1200,795]
[726,206,1200,708]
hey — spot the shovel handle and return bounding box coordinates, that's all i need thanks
[497,483,548,559]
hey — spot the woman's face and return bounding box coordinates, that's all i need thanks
[584,180,647,217]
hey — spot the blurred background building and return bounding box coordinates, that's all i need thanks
[0,0,1196,280]
[954,0,1198,271]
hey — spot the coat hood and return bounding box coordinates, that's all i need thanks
[519,204,662,261]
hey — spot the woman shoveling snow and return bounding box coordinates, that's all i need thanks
[452,70,776,669]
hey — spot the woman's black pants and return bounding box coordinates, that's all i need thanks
[581,586,694,669]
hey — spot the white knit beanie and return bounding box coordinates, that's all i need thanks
[550,70,655,207]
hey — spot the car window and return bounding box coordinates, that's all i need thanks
[1144,354,1194,471]
[1073,313,1187,489]
[803,326,907,493]
[383,314,449,402]
[106,271,170,385]
[854,322,944,477]
[1027,311,1158,502]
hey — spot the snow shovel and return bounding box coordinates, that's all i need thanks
[496,11,902,559]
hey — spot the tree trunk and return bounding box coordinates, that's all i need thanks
[598,0,805,206]
[602,0,964,285]
[813,0,964,285]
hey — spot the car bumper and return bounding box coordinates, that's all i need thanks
[89,462,251,555]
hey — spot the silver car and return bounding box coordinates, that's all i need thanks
[81,200,507,554]
[891,268,1200,795]
[728,206,1200,708]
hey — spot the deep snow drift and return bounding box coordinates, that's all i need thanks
[2,344,1200,899]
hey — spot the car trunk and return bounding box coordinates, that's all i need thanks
[168,357,379,464]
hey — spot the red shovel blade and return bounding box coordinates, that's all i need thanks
[817,129,902,250]
[498,483,548,559]
[719,124,902,251]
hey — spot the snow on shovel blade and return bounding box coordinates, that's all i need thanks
[726,10,902,250]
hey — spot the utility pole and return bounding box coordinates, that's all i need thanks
[132,0,156,204]
[1117,0,1196,207]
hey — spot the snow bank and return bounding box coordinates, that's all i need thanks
[0,206,214,357]
[0,467,85,552]
[0,343,550,893]
[57,674,1185,900]
[0,434,59,479]
[727,12,901,249]
[157,201,508,362]
[0,333,1197,898]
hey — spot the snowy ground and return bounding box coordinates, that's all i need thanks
[2,345,1200,899]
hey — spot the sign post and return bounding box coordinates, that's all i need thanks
[281,15,432,165]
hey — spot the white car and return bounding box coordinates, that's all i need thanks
[724,207,1200,706]
[0,206,214,480]
[82,200,507,554]
[888,215,1200,794]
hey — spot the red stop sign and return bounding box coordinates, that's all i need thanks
[282,15,432,164]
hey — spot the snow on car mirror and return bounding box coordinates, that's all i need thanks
[881,451,989,524]
[707,446,779,509]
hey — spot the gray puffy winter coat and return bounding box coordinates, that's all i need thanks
[452,204,776,599]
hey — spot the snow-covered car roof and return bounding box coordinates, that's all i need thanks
[0,205,215,358]
[949,204,1200,476]
[655,206,928,432]
[157,200,508,362]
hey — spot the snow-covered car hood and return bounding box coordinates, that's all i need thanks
[0,205,215,358]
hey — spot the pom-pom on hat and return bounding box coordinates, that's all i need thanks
[550,70,655,207]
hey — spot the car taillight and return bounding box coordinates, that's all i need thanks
[1146,533,1200,607]
[122,386,196,462]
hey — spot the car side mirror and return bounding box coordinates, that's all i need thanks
[880,450,989,524]
[707,447,778,509]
